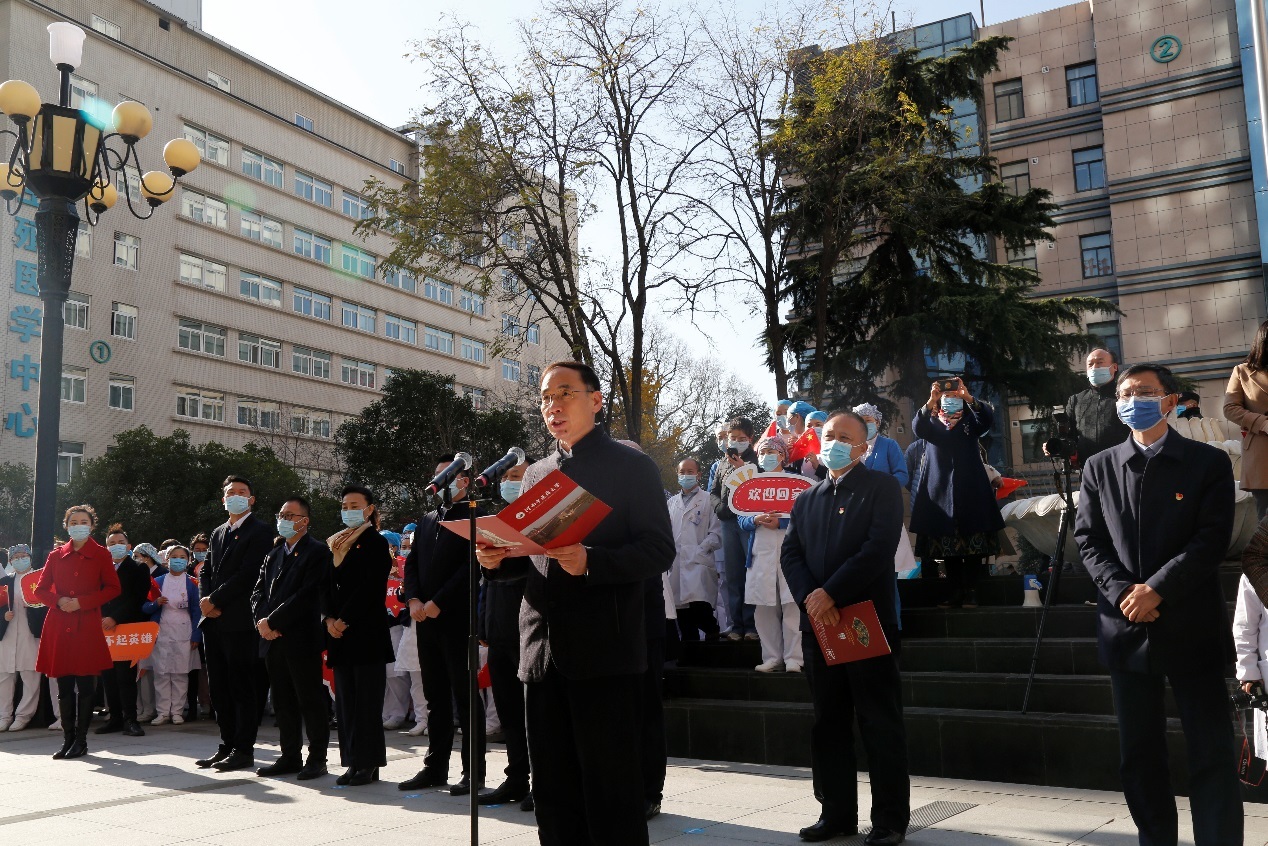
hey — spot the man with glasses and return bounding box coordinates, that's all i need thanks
[1074,363,1241,846]
[476,360,675,845]
[250,497,333,780]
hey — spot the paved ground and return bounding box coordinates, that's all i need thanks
[0,720,1263,845]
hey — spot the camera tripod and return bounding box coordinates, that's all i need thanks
[1021,454,1077,715]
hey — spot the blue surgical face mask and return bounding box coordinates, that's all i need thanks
[678,474,699,490]
[729,438,751,454]
[1116,396,1167,432]
[224,494,250,515]
[277,519,298,539]
[108,543,129,560]
[819,440,856,471]
[193,551,207,563]
[1088,366,1114,387]
[866,422,878,441]
[9,557,30,573]
[500,480,523,502]
[341,509,366,529]
[759,453,781,471]
[940,396,965,414]
[167,558,188,574]
[776,415,788,429]
[448,480,463,500]
[67,525,91,543]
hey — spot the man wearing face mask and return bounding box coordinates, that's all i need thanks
[1074,363,1241,846]
[196,475,274,772]
[781,411,909,845]
[711,418,760,641]
[0,545,48,732]
[98,526,151,737]
[398,456,487,796]
[669,458,722,642]
[1047,348,1131,467]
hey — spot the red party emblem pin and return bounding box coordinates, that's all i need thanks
[1175,493,1184,501]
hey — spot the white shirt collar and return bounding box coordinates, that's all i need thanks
[285,535,302,555]
[227,511,251,531]
[829,462,859,487]
[1133,428,1169,457]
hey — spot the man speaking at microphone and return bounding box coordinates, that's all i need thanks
[477,361,675,845]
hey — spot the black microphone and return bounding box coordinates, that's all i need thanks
[425,452,473,496]
[475,447,526,487]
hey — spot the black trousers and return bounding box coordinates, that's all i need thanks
[100,659,138,723]
[487,637,529,786]
[803,632,910,832]
[202,625,259,752]
[641,636,667,803]
[676,602,719,641]
[264,644,329,764]
[417,619,484,778]
[527,665,647,846]
[333,663,387,770]
[1109,668,1243,846]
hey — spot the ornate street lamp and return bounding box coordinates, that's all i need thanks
[0,21,200,566]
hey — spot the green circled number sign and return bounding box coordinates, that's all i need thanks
[1150,35,1181,63]
[89,340,111,363]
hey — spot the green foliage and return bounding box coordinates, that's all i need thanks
[0,462,33,549]
[59,428,314,545]
[334,369,531,525]
[690,397,774,470]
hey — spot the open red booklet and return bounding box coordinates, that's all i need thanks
[440,469,612,556]
[810,599,892,666]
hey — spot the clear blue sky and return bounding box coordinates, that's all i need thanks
[202,0,1078,399]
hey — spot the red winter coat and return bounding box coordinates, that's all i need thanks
[34,539,120,677]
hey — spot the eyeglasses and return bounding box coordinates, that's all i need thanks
[276,512,306,521]
[540,387,597,408]
[1116,390,1167,400]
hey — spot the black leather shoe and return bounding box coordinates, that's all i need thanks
[52,739,73,760]
[196,746,231,768]
[337,768,355,786]
[864,827,905,846]
[256,758,303,777]
[347,767,379,786]
[213,750,255,772]
[520,792,535,812]
[122,721,145,737]
[94,720,123,735]
[799,819,857,842]
[62,740,88,760]
[477,781,530,805]
[645,800,661,820]
[297,761,328,781]
[450,775,474,796]
[398,769,447,791]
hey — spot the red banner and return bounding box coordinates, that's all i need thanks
[386,578,404,616]
[729,472,814,517]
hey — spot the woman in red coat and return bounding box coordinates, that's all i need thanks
[34,504,120,760]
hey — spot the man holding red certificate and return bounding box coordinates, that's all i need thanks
[781,410,910,845]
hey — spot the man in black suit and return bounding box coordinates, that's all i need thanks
[98,526,152,737]
[1074,363,1242,846]
[477,361,675,846]
[251,496,332,780]
[397,457,487,796]
[196,475,274,772]
[781,411,908,845]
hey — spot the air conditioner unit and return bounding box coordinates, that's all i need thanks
[1041,66,1050,73]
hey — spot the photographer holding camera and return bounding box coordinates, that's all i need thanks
[1238,519,1268,766]
[1045,349,1130,467]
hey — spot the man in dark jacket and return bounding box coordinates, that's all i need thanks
[781,411,908,845]
[397,458,488,796]
[1074,363,1241,846]
[710,417,760,640]
[251,496,331,780]
[196,475,274,772]
[98,527,151,737]
[1052,348,1131,467]
[477,361,675,846]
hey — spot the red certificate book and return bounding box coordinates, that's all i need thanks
[811,599,892,666]
[441,469,612,556]
[0,585,8,609]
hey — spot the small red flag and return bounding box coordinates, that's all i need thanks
[787,427,821,463]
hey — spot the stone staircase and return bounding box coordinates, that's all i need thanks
[664,565,1258,797]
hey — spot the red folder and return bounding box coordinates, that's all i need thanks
[810,599,892,665]
[0,585,8,609]
[441,469,611,556]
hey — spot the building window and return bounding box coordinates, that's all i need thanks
[1019,420,1047,464]
[527,364,541,385]
[57,442,84,485]
[460,337,486,364]
[424,277,454,305]
[114,232,139,269]
[341,245,376,278]
[178,319,227,356]
[1087,320,1122,363]
[292,345,332,379]
[500,230,521,250]
[423,325,454,354]
[1066,62,1098,107]
[237,400,281,430]
[238,333,282,368]
[460,289,486,316]
[61,366,86,403]
[994,78,1024,122]
[176,388,224,422]
[501,313,521,337]
[341,358,376,389]
[69,75,97,111]
[207,70,231,92]
[75,220,91,259]
[293,228,332,263]
[384,268,417,293]
[295,113,314,132]
[1072,146,1106,192]
[240,210,284,247]
[181,190,228,228]
[462,385,486,410]
[501,359,521,382]
[385,314,418,345]
[341,302,376,333]
[111,302,137,340]
[526,322,540,344]
[501,269,522,294]
[108,376,134,411]
[63,292,89,329]
[179,253,227,291]
[290,408,332,438]
[343,192,372,220]
[182,124,229,167]
[389,158,406,176]
[1080,232,1114,278]
[1006,242,1038,272]
[241,149,283,188]
[294,171,332,207]
[91,15,121,39]
[1000,160,1030,196]
[293,287,332,320]
[239,272,283,307]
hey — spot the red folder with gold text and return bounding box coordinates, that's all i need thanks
[810,600,892,665]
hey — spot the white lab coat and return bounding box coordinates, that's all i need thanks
[1234,574,1268,760]
[668,488,721,607]
[743,520,793,607]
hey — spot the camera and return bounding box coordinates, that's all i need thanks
[1233,686,1268,712]
[937,378,960,392]
[1043,408,1078,461]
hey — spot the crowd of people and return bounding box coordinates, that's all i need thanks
[2,348,1267,845]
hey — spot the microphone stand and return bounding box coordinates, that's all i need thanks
[1021,455,1077,715]
[467,493,479,845]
